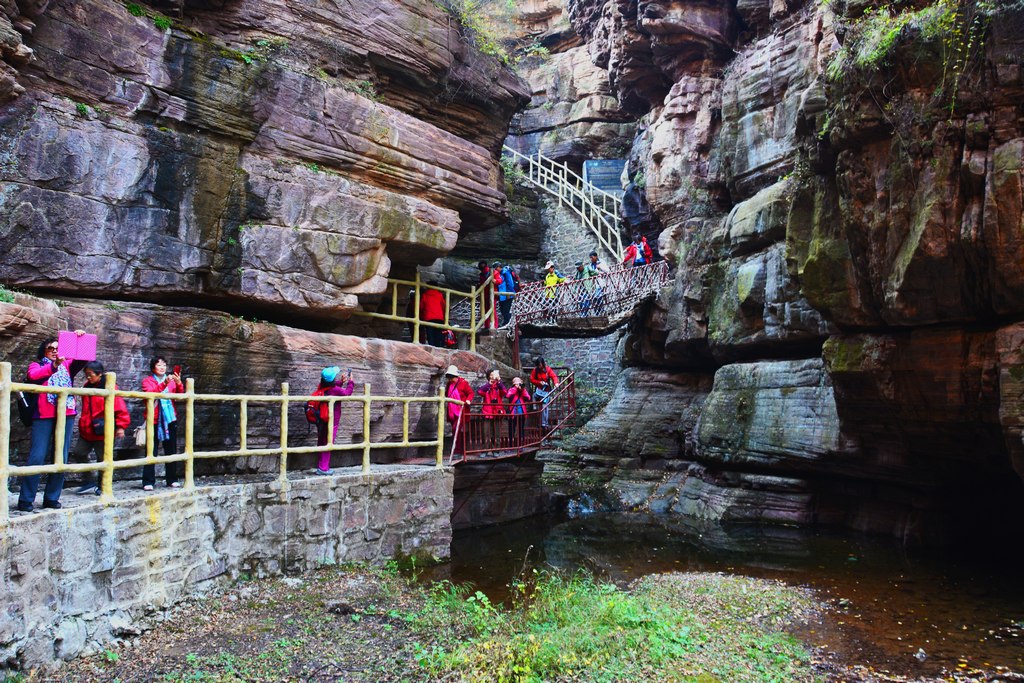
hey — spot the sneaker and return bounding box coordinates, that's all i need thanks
[42,500,62,510]
[75,482,98,494]
[95,487,102,496]
[143,484,154,491]
[314,468,333,476]
[168,482,181,488]
[16,501,33,513]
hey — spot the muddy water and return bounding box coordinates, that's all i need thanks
[429,511,1024,678]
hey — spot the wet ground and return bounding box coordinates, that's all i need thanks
[424,510,1024,680]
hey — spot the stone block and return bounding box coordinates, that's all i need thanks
[54,617,87,660]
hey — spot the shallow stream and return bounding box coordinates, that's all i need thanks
[427,509,1024,679]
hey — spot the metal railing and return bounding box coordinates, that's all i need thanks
[510,261,671,326]
[0,362,452,526]
[452,368,576,462]
[502,145,624,263]
[350,271,497,351]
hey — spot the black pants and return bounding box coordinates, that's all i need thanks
[499,298,513,326]
[424,321,443,347]
[143,421,179,486]
[508,413,525,444]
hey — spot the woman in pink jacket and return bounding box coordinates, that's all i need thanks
[17,332,88,512]
[312,366,355,475]
[505,377,531,446]
[142,356,185,490]
[476,369,507,450]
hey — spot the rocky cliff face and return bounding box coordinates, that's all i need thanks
[560,0,1024,543]
[0,0,528,321]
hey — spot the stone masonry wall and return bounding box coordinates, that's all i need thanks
[0,467,452,671]
[519,331,623,393]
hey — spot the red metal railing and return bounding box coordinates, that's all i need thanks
[449,368,576,462]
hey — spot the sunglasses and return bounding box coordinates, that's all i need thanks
[45,345,59,352]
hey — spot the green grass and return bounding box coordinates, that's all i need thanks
[410,570,818,683]
[0,285,15,304]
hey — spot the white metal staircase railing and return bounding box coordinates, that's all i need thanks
[501,145,624,263]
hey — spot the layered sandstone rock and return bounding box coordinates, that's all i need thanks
[0,0,528,320]
[555,0,1024,542]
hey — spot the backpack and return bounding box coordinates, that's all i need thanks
[510,268,521,292]
[304,387,327,425]
[442,329,457,348]
[15,391,34,427]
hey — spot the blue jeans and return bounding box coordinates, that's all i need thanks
[20,417,73,505]
[534,387,552,426]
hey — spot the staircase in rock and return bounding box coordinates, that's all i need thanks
[501,145,624,263]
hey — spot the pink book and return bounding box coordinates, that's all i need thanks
[57,331,98,361]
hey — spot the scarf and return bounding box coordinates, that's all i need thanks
[44,359,75,411]
[153,374,177,441]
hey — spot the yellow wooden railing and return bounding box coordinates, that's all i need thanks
[502,145,624,263]
[0,362,451,526]
[351,271,497,351]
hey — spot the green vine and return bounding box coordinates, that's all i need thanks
[826,0,997,117]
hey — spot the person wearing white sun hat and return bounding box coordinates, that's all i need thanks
[444,365,474,455]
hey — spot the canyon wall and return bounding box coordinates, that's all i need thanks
[554,0,1024,542]
[0,0,528,322]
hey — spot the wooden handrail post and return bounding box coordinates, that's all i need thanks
[145,397,155,461]
[53,390,68,470]
[413,271,422,345]
[469,282,478,352]
[99,372,116,502]
[184,378,195,489]
[0,362,11,526]
[361,383,371,474]
[279,382,289,485]
[240,398,249,452]
[435,384,445,469]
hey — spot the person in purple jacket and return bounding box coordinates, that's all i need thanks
[313,366,355,475]
[18,331,88,512]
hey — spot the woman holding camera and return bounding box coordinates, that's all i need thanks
[17,331,88,512]
[141,356,185,490]
[476,369,507,450]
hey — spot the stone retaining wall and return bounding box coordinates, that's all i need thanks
[0,467,452,671]
[520,331,624,392]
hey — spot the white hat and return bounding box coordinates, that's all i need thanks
[445,365,460,376]
[544,260,555,269]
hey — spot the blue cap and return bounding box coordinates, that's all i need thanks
[321,366,341,383]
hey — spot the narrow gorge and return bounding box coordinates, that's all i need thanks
[2,0,1024,679]
[505,0,1024,547]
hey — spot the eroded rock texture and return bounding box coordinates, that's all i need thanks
[560,0,1024,542]
[0,0,529,320]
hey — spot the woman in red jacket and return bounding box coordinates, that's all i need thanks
[476,369,508,450]
[141,356,185,490]
[17,332,88,512]
[419,285,446,347]
[444,365,474,455]
[529,357,559,429]
[74,360,131,494]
